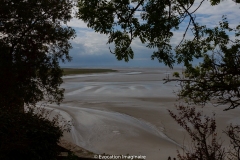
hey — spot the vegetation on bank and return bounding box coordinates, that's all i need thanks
[0,107,71,160]
[1,0,240,159]
[62,68,117,75]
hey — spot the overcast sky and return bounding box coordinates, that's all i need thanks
[61,0,240,68]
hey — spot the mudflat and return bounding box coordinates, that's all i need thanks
[46,68,240,160]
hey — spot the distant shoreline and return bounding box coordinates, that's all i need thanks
[61,66,186,70]
[62,68,118,75]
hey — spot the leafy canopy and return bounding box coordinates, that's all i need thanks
[0,0,76,110]
[77,0,240,110]
[77,0,226,67]
[168,17,240,110]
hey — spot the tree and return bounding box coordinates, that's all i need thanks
[167,18,240,111]
[76,0,240,111]
[76,0,237,67]
[0,106,71,159]
[0,0,76,111]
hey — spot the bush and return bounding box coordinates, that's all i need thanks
[0,107,71,160]
[169,105,225,160]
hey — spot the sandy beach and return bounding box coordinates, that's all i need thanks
[45,68,240,160]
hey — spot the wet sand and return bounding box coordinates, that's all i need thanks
[46,68,240,160]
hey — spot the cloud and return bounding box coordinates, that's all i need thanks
[63,1,240,68]
[193,0,240,27]
[67,17,88,28]
[71,29,110,56]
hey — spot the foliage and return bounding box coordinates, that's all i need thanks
[173,72,180,78]
[64,152,80,160]
[0,107,71,160]
[225,124,240,160]
[170,17,240,110]
[169,105,225,160]
[76,0,238,68]
[76,0,185,67]
[0,0,76,111]
[76,0,240,110]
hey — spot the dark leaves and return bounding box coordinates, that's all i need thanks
[77,0,182,67]
[0,0,76,109]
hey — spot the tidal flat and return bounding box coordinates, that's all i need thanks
[47,68,240,160]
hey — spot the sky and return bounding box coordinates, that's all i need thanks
[60,0,240,68]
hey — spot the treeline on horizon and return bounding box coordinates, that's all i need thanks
[62,68,117,75]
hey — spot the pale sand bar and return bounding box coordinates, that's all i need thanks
[46,68,240,160]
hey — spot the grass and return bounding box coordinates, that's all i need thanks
[62,68,117,75]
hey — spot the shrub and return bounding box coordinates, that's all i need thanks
[0,107,71,160]
[169,105,226,160]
